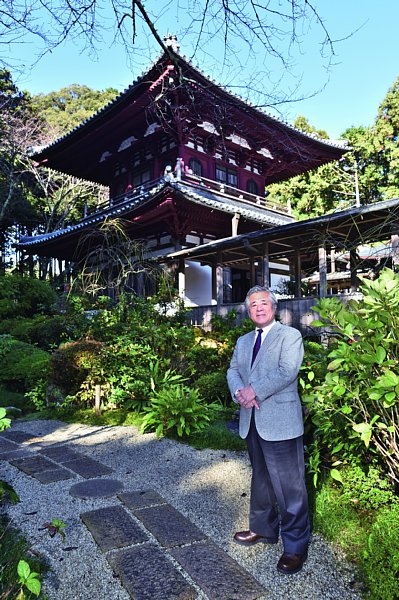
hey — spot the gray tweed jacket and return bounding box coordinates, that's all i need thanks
[227,321,304,441]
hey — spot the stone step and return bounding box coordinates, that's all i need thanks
[108,544,197,600]
[81,491,266,600]
[5,433,113,482]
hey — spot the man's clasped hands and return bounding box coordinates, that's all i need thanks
[236,385,260,410]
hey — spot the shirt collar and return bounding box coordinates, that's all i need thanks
[255,320,276,338]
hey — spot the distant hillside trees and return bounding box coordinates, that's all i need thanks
[31,84,118,136]
[268,76,399,219]
[0,72,114,274]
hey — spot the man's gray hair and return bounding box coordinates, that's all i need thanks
[245,285,277,312]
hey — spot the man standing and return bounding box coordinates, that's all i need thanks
[227,285,310,574]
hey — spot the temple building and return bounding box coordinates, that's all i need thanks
[20,36,352,309]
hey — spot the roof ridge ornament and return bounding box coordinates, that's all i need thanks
[164,33,180,53]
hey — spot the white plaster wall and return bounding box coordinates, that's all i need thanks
[184,261,212,306]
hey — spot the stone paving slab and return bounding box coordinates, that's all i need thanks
[0,438,19,453]
[133,504,207,548]
[107,544,196,600]
[81,506,148,552]
[62,457,113,478]
[34,468,77,484]
[70,478,123,499]
[118,490,167,509]
[171,540,266,600]
[0,430,35,444]
[38,446,83,463]
[9,455,57,476]
[0,448,33,461]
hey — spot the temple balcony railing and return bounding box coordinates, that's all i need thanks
[81,172,291,221]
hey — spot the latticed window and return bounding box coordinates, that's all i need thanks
[246,179,258,195]
[216,165,238,187]
[132,168,152,186]
[189,158,203,176]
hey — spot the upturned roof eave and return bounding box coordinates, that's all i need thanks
[18,180,290,251]
[31,49,348,163]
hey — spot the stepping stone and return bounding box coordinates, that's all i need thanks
[171,540,266,600]
[0,449,33,461]
[62,457,112,478]
[34,468,77,484]
[0,438,19,454]
[70,478,123,499]
[39,446,83,463]
[0,430,35,444]
[10,455,57,475]
[118,490,166,509]
[133,504,207,548]
[108,544,196,600]
[81,505,148,552]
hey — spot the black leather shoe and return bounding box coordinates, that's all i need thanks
[277,552,307,574]
[233,530,278,546]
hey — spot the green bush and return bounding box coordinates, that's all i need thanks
[92,339,158,409]
[48,336,159,410]
[0,274,57,319]
[0,315,67,350]
[194,371,230,406]
[141,384,220,437]
[0,335,50,393]
[302,268,399,484]
[340,465,397,512]
[363,504,399,599]
[49,339,104,396]
[186,341,224,378]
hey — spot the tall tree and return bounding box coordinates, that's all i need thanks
[31,84,118,135]
[267,116,356,218]
[0,72,110,273]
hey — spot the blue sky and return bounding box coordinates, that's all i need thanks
[7,1,399,140]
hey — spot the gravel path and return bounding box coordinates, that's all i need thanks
[1,419,363,600]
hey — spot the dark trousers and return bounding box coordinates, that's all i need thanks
[246,412,310,554]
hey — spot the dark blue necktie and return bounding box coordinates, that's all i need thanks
[251,328,263,366]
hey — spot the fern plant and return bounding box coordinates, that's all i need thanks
[141,384,220,438]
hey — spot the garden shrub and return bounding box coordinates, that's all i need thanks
[302,268,399,485]
[85,339,158,410]
[0,274,57,319]
[48,336,159,410]
[0,315,67,350]
[49,339,104,396]
[186,339,224,378]
[0,335,50,393]
[194,371,230,406]
[340,465,398,512]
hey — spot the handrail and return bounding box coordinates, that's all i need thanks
[82,173,291,220]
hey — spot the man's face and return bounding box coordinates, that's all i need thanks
[248,291,275,328]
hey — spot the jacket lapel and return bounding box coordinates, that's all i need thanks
[250,322,281,370]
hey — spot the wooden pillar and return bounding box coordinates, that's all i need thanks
[212,253,224,311]
[216,252,224,312]
[261,242,270,287]
[350,248,358,292]
[178,257,185,300]
[318,245,327,298]
[249,257,256,288]
[223,267,232,303]
[330,247,336,273]
[232,212,240,237]
[293,248,302,298]
[391,235,399,270]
